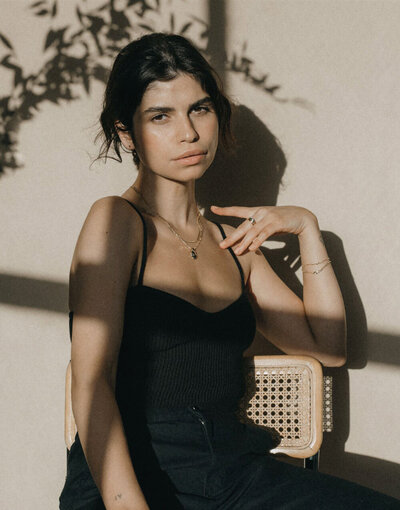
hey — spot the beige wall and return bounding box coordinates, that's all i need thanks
[1,1,399,508]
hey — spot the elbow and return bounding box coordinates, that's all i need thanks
[71,373,114,398]
[318,347,347,367]
[312,340,347,367]
[71,360,116,393]
[314,333,347,368]
[71,373,115,415]
[321,354,347,367]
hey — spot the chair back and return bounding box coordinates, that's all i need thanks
[237,355,325,459]
[64,362,77,450]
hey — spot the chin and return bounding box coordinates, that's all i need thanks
[183,162,211,180]
[172,167,208,183]
[162,160,210,182]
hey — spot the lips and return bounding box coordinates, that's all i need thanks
[175,150,207,160]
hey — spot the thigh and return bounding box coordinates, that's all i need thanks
[214,454,400,510]
[73,500,106,510]
[126,408,211,509]
[59,437,103,510]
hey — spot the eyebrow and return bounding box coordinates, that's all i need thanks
[143,96,214,115]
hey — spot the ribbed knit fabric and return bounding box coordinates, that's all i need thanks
[115,200,256,415]
[118,284,255,412]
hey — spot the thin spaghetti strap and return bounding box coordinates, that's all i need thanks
[69,311,73,341]
[212,221,245,291]
[121,198,147,285]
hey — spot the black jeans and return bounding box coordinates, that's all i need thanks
[59,405,400,509]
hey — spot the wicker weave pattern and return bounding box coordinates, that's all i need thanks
[238,364,313,448]
[237,356,324,458]
[323,376,333,432]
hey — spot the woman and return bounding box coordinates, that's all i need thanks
[59,33,399,509]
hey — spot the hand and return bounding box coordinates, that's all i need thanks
[210,205,317,254]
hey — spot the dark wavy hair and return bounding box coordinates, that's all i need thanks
[95,32,235,167]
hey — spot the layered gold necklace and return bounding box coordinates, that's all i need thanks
[130,185,203,260]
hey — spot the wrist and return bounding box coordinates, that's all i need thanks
[298,212,319,238]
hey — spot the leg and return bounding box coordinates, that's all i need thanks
[214,454,400,509]
[74,500,106,510]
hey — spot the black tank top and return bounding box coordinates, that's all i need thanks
[115,200,256,415]
[70,200,256,417]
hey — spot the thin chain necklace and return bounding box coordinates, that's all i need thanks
[130,185,203,260]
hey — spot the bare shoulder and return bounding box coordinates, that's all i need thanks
[88,195,143,224]
[69,196,144,310]
[85,195,143,235]
[73,196,143,263]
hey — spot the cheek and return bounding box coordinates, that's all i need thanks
[136,126,167,159]
[207,117,219,153]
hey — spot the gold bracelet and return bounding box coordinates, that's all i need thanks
[302,257,331,267]
[302,260,332,274]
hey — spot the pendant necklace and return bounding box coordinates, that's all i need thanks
[130,185,203,260]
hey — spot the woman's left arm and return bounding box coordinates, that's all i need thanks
[211,205,346,367]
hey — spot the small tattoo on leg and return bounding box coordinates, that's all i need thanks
[114,494,122,501]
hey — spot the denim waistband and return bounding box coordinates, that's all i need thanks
[144,404,240,423]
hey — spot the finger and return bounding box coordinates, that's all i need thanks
[238,227,275,254]
[211,205,252,218]
[219,218,255,248]
[248,231,270,251]
[234,227,268,254]
[233,227,265,254]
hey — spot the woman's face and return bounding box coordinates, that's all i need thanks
[126,73,219,181]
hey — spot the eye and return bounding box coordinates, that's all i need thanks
[151,113,168,122]
[192,106,211,114]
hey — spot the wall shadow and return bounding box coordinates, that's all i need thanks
[197,103,286,214]
[197,105,400,496]
[201,2,400,497]
[0,273,67,313]
[367,331,400,366]
[321,440,400,500]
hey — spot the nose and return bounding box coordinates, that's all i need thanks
[178,115,199,143]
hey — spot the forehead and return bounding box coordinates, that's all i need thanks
[140,73,206,107]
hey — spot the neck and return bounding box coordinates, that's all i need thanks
[132,171,200,230]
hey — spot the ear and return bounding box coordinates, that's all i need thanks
[115,121,135,151]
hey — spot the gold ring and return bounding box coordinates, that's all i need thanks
[248,217,256,225]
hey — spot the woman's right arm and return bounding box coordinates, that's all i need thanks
[69,197,149,510]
